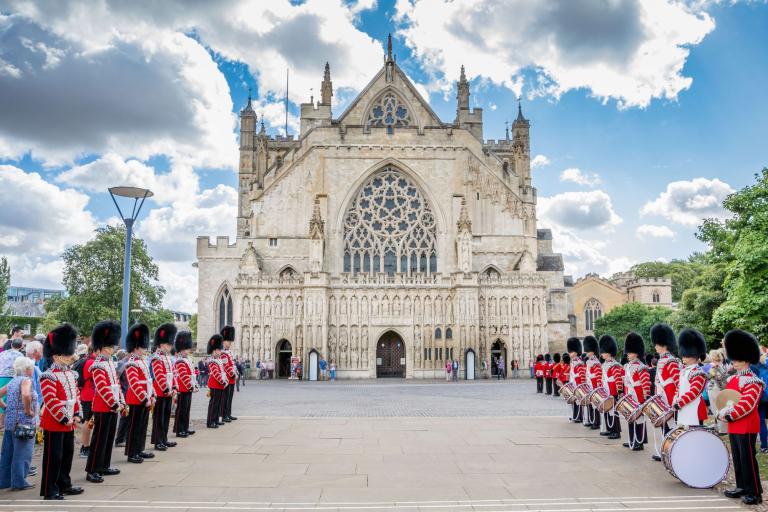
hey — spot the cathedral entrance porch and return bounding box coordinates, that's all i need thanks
[491,340,507,379]
[277,339,292,378]
[376,331,405,378]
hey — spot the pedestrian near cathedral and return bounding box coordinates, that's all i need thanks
[220,326,238,422]
[123,324,155,464]
[721,329,764,506]
[85,320,124,483]
[150,323,177,451]
[206,334,227,428]
[39,324,85,501]
[598,335,623,440]
[173,331,198,438]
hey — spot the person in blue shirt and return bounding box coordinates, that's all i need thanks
[319,358,328,381]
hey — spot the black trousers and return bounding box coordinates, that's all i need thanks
[151,396,172,445]
[730,433,763,498]
[174,392,192,434]
[207,388,224,426]
[587,405,601,428]
[553,381,560,397]
[628,421,646,448]
[223,384,235,418]
[536,377,544,393]
[604,409,621,434]
[115,413,129,445]
[125,404,150,457]
[40,430,74,498]
[85,412,118,473]
[545,378,553,395]
[571,402,582,421]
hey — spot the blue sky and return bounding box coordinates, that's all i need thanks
[0,0,766,311]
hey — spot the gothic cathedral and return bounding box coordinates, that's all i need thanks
[196,39,570,378]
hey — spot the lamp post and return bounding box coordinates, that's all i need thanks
[108,186,153,348]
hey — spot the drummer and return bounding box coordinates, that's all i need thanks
[673,329,709,427]
[599,335,623,440]
[720,329,764,506]
[567,338,586,423]
[623,332,650,451]
[583,336,602,431]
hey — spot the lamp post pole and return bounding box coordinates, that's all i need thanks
[109,186,154,348]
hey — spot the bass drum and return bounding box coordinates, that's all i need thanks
[661,426,729,488]
[560,382,577,404]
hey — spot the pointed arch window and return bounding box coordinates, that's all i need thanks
[366,92,411,134]
[435,328,442,339]
[652,290,660,303]
[584,299,603,332]
[343,167,437,275]
[445,328,453,340]
[218,287,233,331]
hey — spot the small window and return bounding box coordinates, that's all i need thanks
[428,348,432,360]
[652,291,660,303]
[449,347,454,359]
[424,347,428,361]
[584,298,603,332]
[269,238,278,247]
[476,192,480,200]
[437,347,442,360]
[445,328,453,339]
[435,328,442,339]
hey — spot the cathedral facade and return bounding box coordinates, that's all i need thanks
[196,42,570,378]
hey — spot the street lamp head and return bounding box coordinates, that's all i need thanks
[108,186,154,199]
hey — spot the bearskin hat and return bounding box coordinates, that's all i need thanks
[724,329,761,364]
[536,354,544,362]
[220,325,235,342]
[566,337,582,356]
[207,334,224,355]
[678,328,707,359]
[562,353,571,364]
[174,331,193,353]
[544,353,551,362]
[599,335,618,357]
[553,353,561,364]
[91,320,121,350]
[650,323,677,352]
[126,324,150,353]
[583,335,599,354]
[624,332,645,357]
[44,323,77,359]
[153,323,178,351]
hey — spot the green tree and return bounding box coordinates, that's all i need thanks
[189,313,198,341]
[0,256,9,318]
[669,261,727,348]
[630,255,707,302]
[46,225,172,336]
[593,302,674,355]
[697,168,768,339]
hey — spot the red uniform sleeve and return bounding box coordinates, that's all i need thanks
[559,365,569,384]
[92,365,119,410]
[126,364,148,403]
[152,357,170,393]
[176,361,192,390]
[208,361,227,386]
[636,369,651,403]
[41,376,69,424]
[663,363,680,404]
[729,381,763,421]
[676,373,706,409]
[575,364,586,385]
[590,364,602,388]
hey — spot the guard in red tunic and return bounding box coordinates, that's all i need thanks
[220,326,238,422]
[173,331,198,438]
[599,335,623,440]
[583,336,602,430]
[567,337,585,423]
[150,323,178,451]
[206,334,228,428]
[543,354,554,395]
[85,320,124,483]
[551,353,563,396]
[623,332,650,451]
[720,329,764,506]
[673,329,708,427]
[534,354,544,393]
[39,324,85,500]
[124,324,155,464]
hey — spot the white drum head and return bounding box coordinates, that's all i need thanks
[668,429,729,488]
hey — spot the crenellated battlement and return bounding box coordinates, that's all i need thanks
[196,236,240,257]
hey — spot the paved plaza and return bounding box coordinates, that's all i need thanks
[1,380,740,511]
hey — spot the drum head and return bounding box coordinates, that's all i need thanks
[667,428,729,488]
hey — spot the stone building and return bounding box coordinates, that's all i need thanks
[196,38,570,378]
[567,272,673,338]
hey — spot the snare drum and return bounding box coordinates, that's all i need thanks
[615,394,643,423]
[642,394,675,428]
[588,387,615,414]
[661,426,729,488]
[573,383,591,406]
[560,382,577,404]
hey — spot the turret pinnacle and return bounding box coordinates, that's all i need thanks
[320,62,333,105]
[513,99,529,126]
[241,87,255,115]
[386,33,393,64]
[457,65,470,111]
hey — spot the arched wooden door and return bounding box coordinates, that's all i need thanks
[490,340,507,379]
[277,340,292,378]
[376,332,405,378]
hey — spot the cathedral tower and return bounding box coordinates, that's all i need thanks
[237,94,256,237]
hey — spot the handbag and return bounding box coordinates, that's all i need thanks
[12,378,37,440]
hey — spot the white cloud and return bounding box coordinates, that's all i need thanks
[395,0,715,109]
[531,154,550,168]
[559,167,601,186]
[547,225,635,277]
[636,224,676,239]
[538,190,623,231]
[640,177,734,226]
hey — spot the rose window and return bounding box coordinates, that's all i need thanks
[366,92,411,134]
[344,167,437,275]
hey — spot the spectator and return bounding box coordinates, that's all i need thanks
[0,338,24,417]
[2,326,23,352]
[0,356,39,491]
[452,359,459,382]
[752,354,768,453]
[481,359,488,379]
[114,350,130,447]
[497,356,505,380]
[22,340,43,405]
[197,359,208,387]
[235,358,245,391]
[319,357,327,381]
[707,349,729,435]
[329,360,336,381]
[445,359,452,382]
[511,359,519,379]
[528,359,534,379]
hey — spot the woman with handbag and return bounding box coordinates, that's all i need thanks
[0,356,39,491]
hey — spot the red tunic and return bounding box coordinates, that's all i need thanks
[570,359,586,385]
[207,356,228,390]
[675,366,708,422]
[79,355,96,402]
[624,360,650,403]
[656,353,681,405]
[543,361,553,379]
[551,362,561,382]
[724,369,764,435]
[602,360,624,396]
[151,350,176,397]
[125,355,153,406]
[40,364,82,432]
[586,356,602,389]
[91,355,124,413]
[175,357,197,393]
[221,351,237,385]
[558,364,570,384]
